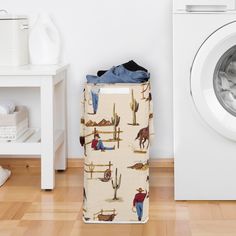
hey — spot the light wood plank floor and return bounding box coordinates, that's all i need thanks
[0,165,235,236]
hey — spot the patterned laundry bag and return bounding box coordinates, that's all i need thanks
[80,81,154,223]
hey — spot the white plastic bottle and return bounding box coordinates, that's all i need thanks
[29,14,61,65]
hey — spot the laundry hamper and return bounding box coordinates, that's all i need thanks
[80,81,154,223]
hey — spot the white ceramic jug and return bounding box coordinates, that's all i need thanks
[29,14,61,65]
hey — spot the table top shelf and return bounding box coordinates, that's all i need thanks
[0,129,64,155]
[0,64,69,76]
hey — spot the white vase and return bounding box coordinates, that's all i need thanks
[29,14,61,65]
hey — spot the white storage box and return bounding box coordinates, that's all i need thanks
[0,106,28,141]
[0,14,29,66]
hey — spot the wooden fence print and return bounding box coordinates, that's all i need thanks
[93,209,117,221]
[84,127,123,148]
[84,161,113,179]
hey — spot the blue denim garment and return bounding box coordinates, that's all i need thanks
[135,202,143,221]
[86,65,150,84]
[90,87,100,113]
[91,92,99,114]
[97,139,114,150]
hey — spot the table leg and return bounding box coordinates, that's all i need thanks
[41,78,55,190]
[55,76,67,171]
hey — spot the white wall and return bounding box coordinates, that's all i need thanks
[2,0,173,159]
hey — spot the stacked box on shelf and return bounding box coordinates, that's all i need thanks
[0,106,28,141]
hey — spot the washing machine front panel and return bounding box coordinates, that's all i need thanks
[191,21,236,141]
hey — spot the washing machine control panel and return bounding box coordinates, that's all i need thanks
[173,0,235,13]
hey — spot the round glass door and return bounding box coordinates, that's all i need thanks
[214,45,236,117]
[190,21,236,141]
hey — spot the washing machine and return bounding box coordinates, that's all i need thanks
[173,0,236,200]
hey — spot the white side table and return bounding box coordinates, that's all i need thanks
[0,64,69,190]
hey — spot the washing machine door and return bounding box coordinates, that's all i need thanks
[191,21,236,141]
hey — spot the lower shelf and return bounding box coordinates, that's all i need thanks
[0,128,64,155]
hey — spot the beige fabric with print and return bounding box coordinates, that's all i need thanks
[80,81,154,223]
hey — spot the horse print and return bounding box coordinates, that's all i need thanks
[135,126,149,149]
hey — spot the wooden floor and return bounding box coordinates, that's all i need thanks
[0,166,236,236]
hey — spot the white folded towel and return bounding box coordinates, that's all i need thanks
[0,166,11,187]
[218,72,231,90]
[0,101,15,115]
[221,91,236,110]
[230,84,236,97]
[226,61,236,76]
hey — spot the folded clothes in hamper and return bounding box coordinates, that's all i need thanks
[80,81,154,223]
